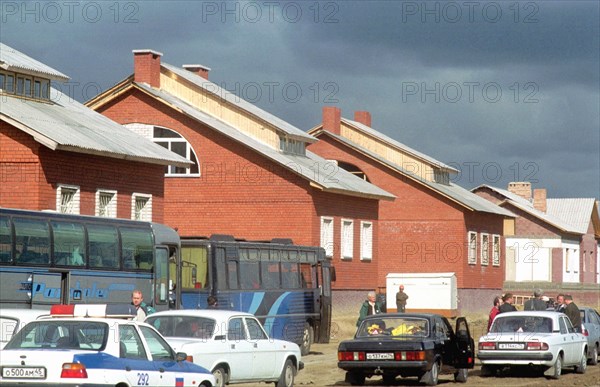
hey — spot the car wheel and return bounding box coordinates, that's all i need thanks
[550,354,562,379]
[345,371,366,386]
[421,360,439,386]
[276,359,296,387]
[575,350,587,374]
[212,366,227,387]
[300,322,313,356]
[454,368,468,383]
[589,344,599,365]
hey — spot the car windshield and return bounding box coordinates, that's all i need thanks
[357,317,429,338]
[4,320,108,350]
[491,316,553,333]
[147,315,216,339]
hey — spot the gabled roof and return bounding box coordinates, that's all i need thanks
[1,89,192,168]
[314,131,512,216]
[473,185,583,235]
[0,42,69,81]
[162,63,315,143]
[130,82,394,201]
[547,198,598,234]
[340,118,459,173]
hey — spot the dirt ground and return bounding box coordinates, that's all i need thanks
[243,312,600,387]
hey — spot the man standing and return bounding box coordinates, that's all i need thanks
[357,291,384,327]
[131,290,155,321]
[396,285,409,313]
[555,294,566,313]
[487,296,502,332]
[498,293,517,313]
[524,289,547,311]
[564,294,582,332]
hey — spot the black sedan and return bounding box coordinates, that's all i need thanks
[338,313,474,386]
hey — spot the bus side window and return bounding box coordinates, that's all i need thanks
[13,218,50,265]
[0,216,13,263]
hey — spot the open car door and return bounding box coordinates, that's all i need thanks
[454,317,475,369]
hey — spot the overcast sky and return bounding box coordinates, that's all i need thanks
[2,0,598,199]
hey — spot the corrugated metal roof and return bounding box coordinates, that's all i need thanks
[0,90,192,167]
[474,185,582,234]
[319,132,512,216]
[134,82,394,200]
[161,63,316,143]
[341,118,459,173]
[547,198,596,234]
[0,42,69,81]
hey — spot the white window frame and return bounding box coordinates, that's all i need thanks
[132,193,152,221]
[56,184,80,214]
[467,231,477,265]
[360,221,373,261]
[341,219,354,260]
[320,217,334,258]
[95,189,117,218]
[481,233,489,266]
[492,234,501,266]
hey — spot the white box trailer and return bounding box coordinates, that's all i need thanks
[386,272,457,317]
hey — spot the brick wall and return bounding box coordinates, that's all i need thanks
[1,121,165,220]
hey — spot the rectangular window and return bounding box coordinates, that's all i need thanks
[0,73,5,90]
[5,74,14,93]
[0,216,12,263]
[56,185,80,214]
[34,80,41,98]
[320,217,334,258]
[24,78,32,96]
[88,224,119,269]
[96,190,117,218]
[468,231,477,265]
[492,235,500,266]
[13,217,50,265]
[566,248,570,273]
[360,221,373,260]
[40,79,49,99]
[481,233,489,265]
[132,194,152,221]
[341,219,353,259]
[51,221,85,266]
[16,77,24,95]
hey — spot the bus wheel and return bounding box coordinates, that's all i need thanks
[300,322,313,356]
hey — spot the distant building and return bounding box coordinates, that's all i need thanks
[473,183,600,306]
[0,43,189,220]
[307,108,515,313]
[87,50,394,293]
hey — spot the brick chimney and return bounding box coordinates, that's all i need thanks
[354,111,372,127]
[183,64,211,80]
[322,106,341,135]
[508,182,532,202]
[132,49,162,88]
[533,188,547,213]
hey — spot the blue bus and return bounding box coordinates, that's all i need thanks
[0,208,179,311]
[174,235,335,355]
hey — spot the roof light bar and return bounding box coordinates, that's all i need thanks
[50,304,136,319]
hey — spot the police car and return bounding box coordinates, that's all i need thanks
[0,304,215,386]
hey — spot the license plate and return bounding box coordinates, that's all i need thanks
[2,367,46,379]
[498,343,525,350]
[366,352,394,360]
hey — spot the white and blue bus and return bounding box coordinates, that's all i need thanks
[174,235,335,355]
[0,208,178,311]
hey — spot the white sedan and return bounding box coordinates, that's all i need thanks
[478,311,588,379]
[146,310,303,387]
[0,304,215,386]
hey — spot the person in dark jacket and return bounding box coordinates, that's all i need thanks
[207,295,218,309]
[524,289,547,311]
[487,296,502,332]
[498,293,517,313]
[564,294,582,332]
[395,285,409,313]
[356,291,383,327]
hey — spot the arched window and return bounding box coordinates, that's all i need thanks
[336,161,369,182]
[153,127,199,176]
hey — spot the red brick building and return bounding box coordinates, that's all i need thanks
[308,108,515,313]
[0,43,189,220]
[87,50,394,293]
[473,183,600,307]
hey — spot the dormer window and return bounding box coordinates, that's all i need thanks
[0,70,51,101]
[434,169,450,185]
[279,135,306,156]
